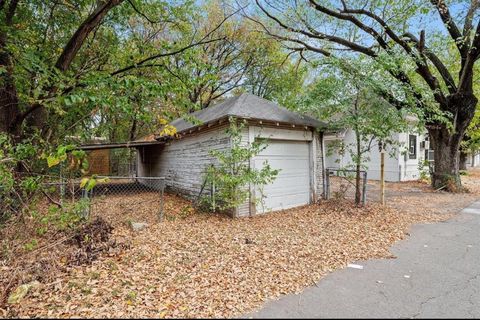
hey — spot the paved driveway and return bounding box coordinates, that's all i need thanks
[245,201,480,318]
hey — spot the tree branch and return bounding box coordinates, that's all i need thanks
[110,37,225,76]
[430,0,468,57]
[111,5,243,76]
[305,2,446,105]
[126,0,166,24]
[402,32,457,93]
[463,0,480,37]
[55,0,124,71]
[308,0,390,51]
[255,0,376,57]
[5,0,18,25]
[459,20,480,92]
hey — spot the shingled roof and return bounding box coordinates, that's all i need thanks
[168,93,326,134]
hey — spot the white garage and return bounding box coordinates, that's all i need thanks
[136,93,327,217]
[254,140,311,213]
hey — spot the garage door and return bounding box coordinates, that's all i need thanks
[254,140,311,213]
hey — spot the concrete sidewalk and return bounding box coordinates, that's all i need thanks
[245,201,480,318]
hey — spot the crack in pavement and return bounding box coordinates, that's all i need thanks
[409,272,480,318]
[246,201,480,319]
[411,295,436,319]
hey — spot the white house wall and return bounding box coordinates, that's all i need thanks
[325,129,428,182]
[466,152,480,168]
[396,132,427,181]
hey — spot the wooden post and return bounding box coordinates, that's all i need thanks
[379,141,385,205]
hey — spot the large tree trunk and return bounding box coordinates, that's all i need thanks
[459,151,468,171]
[429,127,461,190]
[0,0,123,140]
[0,65,20,136]
[428,93,477,190]
[0,0,20,137]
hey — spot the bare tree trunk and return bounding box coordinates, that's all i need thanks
[459,151,468,170]
[129,117,137,141]
[429,127,461,189]
[428,93,477,190]
[0,0,20,137]
[55,0,124,71]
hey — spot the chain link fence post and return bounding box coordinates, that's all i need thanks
[324,168,368,205]
[362,171,368,206]
[159,177,165,222]
[325,168,330,200]
[80,188,91,220]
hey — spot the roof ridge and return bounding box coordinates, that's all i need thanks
[240,93,318,122]
[227,92,247,115]
[165,93,326,135]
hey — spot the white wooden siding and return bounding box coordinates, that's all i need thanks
[138,123,325,218]
[137,125,230,199]
[324,129,428,182]
[252,126,313,141]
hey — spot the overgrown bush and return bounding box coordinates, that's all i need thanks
[418,159,431,182]
[459,170,469,176]
[201,117,279,212]
[0,133,102,241]
[0,134,43,222]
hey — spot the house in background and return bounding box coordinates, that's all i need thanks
[136,93,327,217]
[324,126,434,182]
[464,151,480,168]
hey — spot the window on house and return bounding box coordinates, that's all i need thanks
[409,134,417,159]
[425,149,435,161]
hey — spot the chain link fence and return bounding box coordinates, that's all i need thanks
[89,176,166,221]
[325,168,367,205]
[42,176,166,221]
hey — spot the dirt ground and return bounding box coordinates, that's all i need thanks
[1,169,479,318]
[366,168,480,215]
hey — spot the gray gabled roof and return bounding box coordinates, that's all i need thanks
[168,93,327,134]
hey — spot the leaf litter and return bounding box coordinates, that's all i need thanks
[3,170,480,318]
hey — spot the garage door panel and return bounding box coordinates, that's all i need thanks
[255,158,309,169]
[254,140,311,213]
[257,142,309,156]
[260,176,309,192]
[254,160,309,177]
[257,193,310,212]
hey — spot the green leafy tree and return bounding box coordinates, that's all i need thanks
[301,58,412,204]
[157,0,308,114]
[0,0,228,219]
[460,108,480,169]
[255,0,480,190]
[202,117,279,212]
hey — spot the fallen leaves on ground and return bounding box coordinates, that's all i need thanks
[2,198,451,318]
[366,169,480,215]
[3,169,480,318]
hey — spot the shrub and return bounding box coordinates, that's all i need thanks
[201,117,279,212]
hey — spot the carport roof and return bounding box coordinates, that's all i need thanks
[168,93,327,134]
